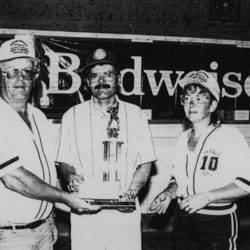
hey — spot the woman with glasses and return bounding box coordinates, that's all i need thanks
[150,70,250,250]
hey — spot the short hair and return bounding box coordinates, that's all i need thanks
[183,84,216,101]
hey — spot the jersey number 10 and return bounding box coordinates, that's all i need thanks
[200,156,218,171]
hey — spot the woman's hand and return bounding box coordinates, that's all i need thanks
[180,193,210,214]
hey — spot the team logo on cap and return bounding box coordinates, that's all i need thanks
[191,71,208,84]
[93,49,106,61]
[10,40,29,55]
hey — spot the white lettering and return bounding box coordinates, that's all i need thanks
[120,56,144,96]
[210,61,218,70]
[244,75,250,97]
[46,52,81,94]
[222,72,242,98]
[42,52,249,103]
[144,70,184,96]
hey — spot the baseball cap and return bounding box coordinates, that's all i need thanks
[179,70,220,102]
[84,48,117,73]
[0,35,40,63]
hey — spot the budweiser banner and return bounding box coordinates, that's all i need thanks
[2,35,250,120]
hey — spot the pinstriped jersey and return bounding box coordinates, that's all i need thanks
[173,123,250,215]
[0,98,57,224]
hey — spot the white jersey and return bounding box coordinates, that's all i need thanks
[56,96,156,192]
[0,98,57,224]
[173,123,250,215]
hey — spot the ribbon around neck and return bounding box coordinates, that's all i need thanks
[107,99,120,138]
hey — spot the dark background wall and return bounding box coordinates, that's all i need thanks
[0,0,250,41]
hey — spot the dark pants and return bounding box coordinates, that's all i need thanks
[174,205,239,250]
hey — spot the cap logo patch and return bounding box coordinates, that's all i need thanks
[10,40,29,55]
[191,72,208,84]
[93,49,106,60]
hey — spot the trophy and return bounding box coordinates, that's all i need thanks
[78,141,136,210]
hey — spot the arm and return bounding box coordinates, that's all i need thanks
[149,181,178,214]
[118,162,152,213]
[180,183,249,214]
[208,182,249,202]
[1,166,100,212]
[125,162,152,200]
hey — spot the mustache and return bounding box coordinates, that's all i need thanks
[94,84,111,90]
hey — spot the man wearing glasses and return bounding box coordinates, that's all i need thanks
[0,36,100,250]
[56,48,156,250]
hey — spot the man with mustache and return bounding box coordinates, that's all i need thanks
[56,48,156,250]
[94,83,110,89]
[0,36,100,250]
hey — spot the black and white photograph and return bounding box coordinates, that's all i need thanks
[0,1,250,249]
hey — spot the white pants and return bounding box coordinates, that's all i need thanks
[0,217,57,250]
[71,209,141,250]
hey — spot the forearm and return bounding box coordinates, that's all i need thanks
[179,183,250,214]
[127,162,152,197]
[162,181,178,200]
[206,183,249,203]
[1,167,71,204]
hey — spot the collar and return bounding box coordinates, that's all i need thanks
[0,97,32,114]
[90,95,120,111]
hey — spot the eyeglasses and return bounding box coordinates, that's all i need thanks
[0,68,36,80]
[89,72,118,83]
[181,95,211,106]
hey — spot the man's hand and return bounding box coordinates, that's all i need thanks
[117,189,136,213]
[149,192,171,214]
[67,192,101,213]
[180,193,210,214]
[68,175,84,192]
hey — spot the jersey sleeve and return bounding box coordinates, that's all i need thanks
[227,128,250,193]
[136,110,157,165]
[0,134,22,178]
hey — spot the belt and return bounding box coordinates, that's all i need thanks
[0,219,46,230]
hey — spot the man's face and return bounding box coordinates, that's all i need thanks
[0,58,35,103]
[87,64,120,101]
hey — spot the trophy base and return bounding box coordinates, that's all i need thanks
[86,199,136,210]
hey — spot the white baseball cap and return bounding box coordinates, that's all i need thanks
[179,70,220,102]
[0,35,40,63]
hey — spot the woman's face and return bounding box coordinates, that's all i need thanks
[181,86,217,126]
